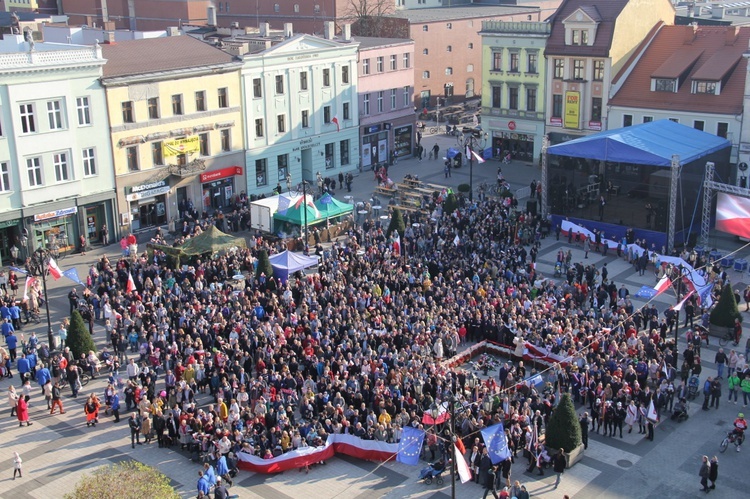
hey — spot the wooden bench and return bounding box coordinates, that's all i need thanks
[424,183,447,191]
[390,205,421,214]
[403,178,421,187]
[374,186,396,197]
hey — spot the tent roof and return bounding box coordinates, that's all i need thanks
[268,250,319,272]
[178,225,247,255]
[314,194,354,218]
[273,195,324,226]
[547,119,731,166]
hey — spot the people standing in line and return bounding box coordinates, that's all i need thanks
[708,456,718,490]
[699,455,710,493]
[553,449,566,488]
[12,452,22,480]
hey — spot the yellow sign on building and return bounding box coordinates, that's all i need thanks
[163,136,200,157]
[564,91,580,129]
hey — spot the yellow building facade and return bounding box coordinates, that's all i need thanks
[100,36,245,232]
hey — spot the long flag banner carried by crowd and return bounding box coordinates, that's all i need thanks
[562,220,714,308]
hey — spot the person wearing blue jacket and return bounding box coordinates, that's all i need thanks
[16,355,30,379]
[216,454,234,486]
[35,364,51,393]
[111,392,121,423]
[5,331,17,361]
[1,318,13,338]
[196,470,211,496]
[203,462,217,487]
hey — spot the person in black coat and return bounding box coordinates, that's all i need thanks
[709,456,718,490]
[579,412,590,449]
[478,448,498,499]
[553,449,566,488]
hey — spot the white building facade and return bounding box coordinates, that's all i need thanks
[241,33,360,196]
[0,35,116,262]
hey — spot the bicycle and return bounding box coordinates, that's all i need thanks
[719,328,739,348]
[720,430,743,453]
[58,372,92,390]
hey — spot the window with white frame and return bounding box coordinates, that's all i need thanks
[343,102,350,120]
[391,89,397,109]
[403,86,410,107]
[53,152,70,182]
[363,94,370,115]
[694,81,717,95]
[390,54,397,70]
[27,157,42,186]
[82,148,97,176]
[573,59,585,80]
[377,91,384,113]
[47,100,63,130]
[363,59,370,75]
[76,97,91,126]
[19,103,35,133]
[302,110,310,128]
[445,67,453,75]
[324,106,331,124]
[403,53,410,68]
[593,60,604,81]
[0,162,10,192]
[423,71,430,79]
[255,158,267,186]
[340,140,350,165]
[377,56,384,72]
[277,114,286,133]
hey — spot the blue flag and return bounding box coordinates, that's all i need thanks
[634,285,657,299]
[9,266,27,275]
[481,424,511,464]
[396,426,425,466]
[62,267,85,286]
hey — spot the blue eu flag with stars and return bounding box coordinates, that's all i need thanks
[481,423,511,464]
[397,426,425,466]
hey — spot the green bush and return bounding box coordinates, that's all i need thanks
[710,283,741,328]
[457,183,471,193]
[255,249,274,281]
[387,208,406,238]
[443,193,458,215]
[65,460,179,499]
[545,393,582,453]
[67,310,95,360]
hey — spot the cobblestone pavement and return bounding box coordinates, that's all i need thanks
[1,143,748,498]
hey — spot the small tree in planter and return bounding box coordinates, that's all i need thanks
[67,310,95,360]
[386,207,405,238]
[457,184,471,195]
[545,393,584,467]
[709,283,741,337]
[255,249,274,281]
[443,193,458,216]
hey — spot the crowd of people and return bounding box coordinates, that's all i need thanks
[2,188,747,498]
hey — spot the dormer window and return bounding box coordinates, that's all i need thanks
[693,81,718,95]
[653,78,677,92]
[572,29,588,46]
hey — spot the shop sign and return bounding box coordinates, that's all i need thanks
[365,125,382,134]
[128,179,168,194]
[394,125,411,135]
[0,219,18,229]
[588,121,602,131]
[200,166,243,183]
[508,121,516,131]
[163,136,200,157]
[34,206,78,222]
[549,117,563,127]
[564,91,580,129]
[126,185,170,202]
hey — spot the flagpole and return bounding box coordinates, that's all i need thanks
[675,266,682,367]
[30,248,55,349]
[450,392,456,499]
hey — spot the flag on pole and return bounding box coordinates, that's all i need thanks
[470,149,486,164]
[396,426,425,465]
[331,115,340,132]
[454,444,473,483]
[653,275,671,296]
[481,423,512,464]
[422,404,449,425]
[126,272,136,293]
[62,267,85,286]
[392,232,401,256]
[673,290,695,312]
[453,234,460,246]
[47,257,62,280]
[9,266,27,275]
[22,276,36,302]
[647,399,659,423]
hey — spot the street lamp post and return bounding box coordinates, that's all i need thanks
[286,173,292,194]
[457,129,488,202]
[431,395,458,499]
[302,180,309,254]
[28,247,55,349]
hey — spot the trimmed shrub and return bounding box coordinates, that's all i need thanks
[387,207,406,238]
[67,310,95,360]
[65,460,179,499]
[710,283,741,328]
[255,249,274,281]
[545,393,582,453]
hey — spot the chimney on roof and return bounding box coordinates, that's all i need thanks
[685,23,698,43]
[104,31,116,44]
[324,21,335,40]
[167,26,180,36]
[103,21,115,31]
[259,22,269,37]
[284,23,293,38]
[726,25,741,45]
[712,6,725,19]
[694,4,701,17]
[343,24,351,41]
[207,5,217,27]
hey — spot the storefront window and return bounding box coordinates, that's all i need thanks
[325,143,334,169]
[361,131,388,168]
[393,126,412,158]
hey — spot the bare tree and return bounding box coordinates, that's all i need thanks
[345,0,397,37]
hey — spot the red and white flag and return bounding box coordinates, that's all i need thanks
[126,272,136,293]
[22,276,36,302]
[673,290,695,312]
[653,275,671,296]
[47,257,62,280]
[454,443,472,484]
[392,232,401,256]
[470,149,486,164]
[331,115,340,132]
[647,399,659,423]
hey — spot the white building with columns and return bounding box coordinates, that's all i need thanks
[0,34,116,262]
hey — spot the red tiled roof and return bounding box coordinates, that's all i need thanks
[545,0,630,57]
[609,25,750,115]
[651,47,703,79]
[101,36,236,79]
